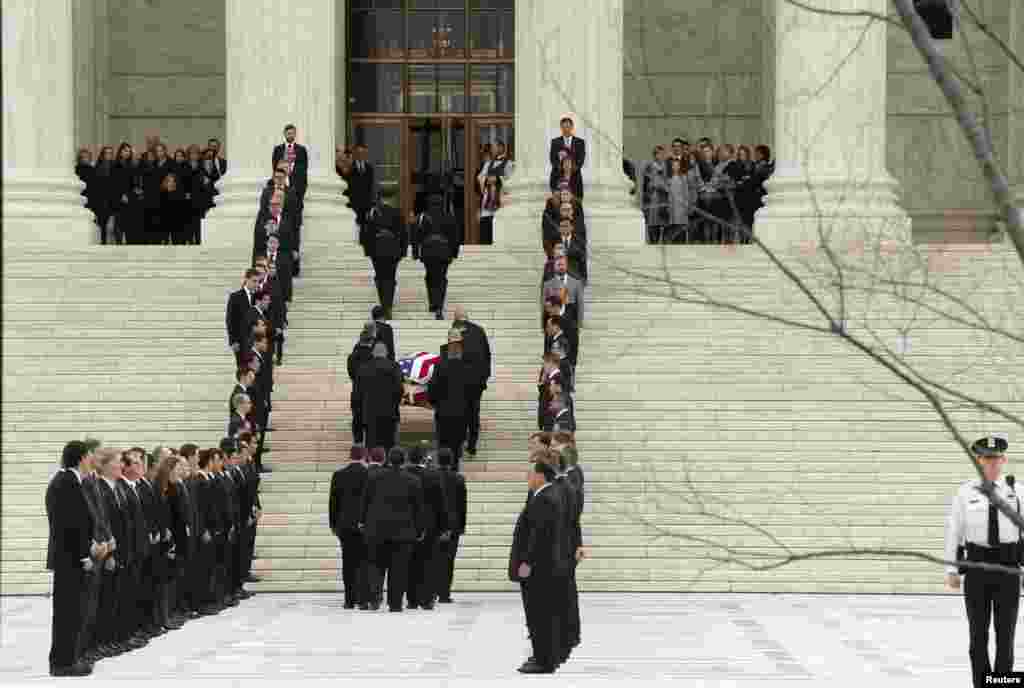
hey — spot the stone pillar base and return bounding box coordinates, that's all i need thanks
[3,176,96,247]
[299,175,356,247]
[755,171,912,254]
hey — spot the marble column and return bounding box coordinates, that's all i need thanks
[496,0,639,249]
[756,0,911,251]
[2,0,96,246]
[205,0,351,254]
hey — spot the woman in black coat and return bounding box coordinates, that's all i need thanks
[110,143,135,244]
[144,144,174,244]
[733,145,758,238]
[179,145,207,245]
[153,455,180,631]
[92,146,117,244]
[75,147,96,220]
[156,173,189,245]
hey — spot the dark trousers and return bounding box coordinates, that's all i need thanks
[522,575,565,669]
[197,540,218,606]
[437,414,467,464]
[365,416,398,452]
[567,564,581,645]
[479,216,494,244]
[423,259,450,312]
[372,258,399,311]
[49,565,86,669]
[439,534,460,600]
[367,540,413,610]
[466,385,484,451]
[97,566,121,644]
[338,530,367,606]
[351,395,364,444]
[965,567,1020,687]
[76,569,103,658]
[407,535,440,607]
[244,525,257,581]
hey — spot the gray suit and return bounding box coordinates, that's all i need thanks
[542,273,584,326]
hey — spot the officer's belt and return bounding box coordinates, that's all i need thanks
[964,542,1020,566]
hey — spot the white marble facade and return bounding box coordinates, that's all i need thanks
[9,0,1021,244]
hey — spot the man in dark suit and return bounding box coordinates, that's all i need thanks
[428,329,475,470]
[435,448,466,604]
[226,269,261,365]
[509,459,568,674]
[354,342,404,451]
[229,367,256,420]
[411,200,462,320]
[272,123,309,228]
[404,446,449,610]
[370,305,396,361]
[264,234,294,306]
[365,206,407,319]
[207,137,227,176]
[360,447,424,612]
[77,441,118,664]
[348,143,375,232]
[46,441,97,676]
[347,326,376,445]
[549,117,586,198]
[248,336,274,473]
[329,447,369,609]
[451,306,491,457]
[118,449,153,641]
[544,298,579,369]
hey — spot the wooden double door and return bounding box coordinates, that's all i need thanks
[351,117,512,244]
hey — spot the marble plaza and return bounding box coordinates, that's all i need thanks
[0,592,995,686]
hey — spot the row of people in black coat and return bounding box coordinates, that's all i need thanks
[329,445,467,612]
[45,438,261,677]
[625,139,775,245]
[74,142,227,245]
[357,195,464,321]
[509,437,585,674]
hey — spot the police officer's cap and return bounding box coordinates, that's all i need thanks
[972,435,1008,457]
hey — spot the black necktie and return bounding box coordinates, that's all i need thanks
[988,498,1000,546]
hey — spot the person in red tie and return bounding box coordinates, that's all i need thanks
[272,124,308,275]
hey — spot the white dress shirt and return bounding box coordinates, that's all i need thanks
[944,478,1023,574]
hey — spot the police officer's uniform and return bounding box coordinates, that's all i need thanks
[364,205,407,319]
[944,435,1020,687]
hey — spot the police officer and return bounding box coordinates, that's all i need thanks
[944,434,1020,687]
[364,203,407,320]
[411,196,461,321]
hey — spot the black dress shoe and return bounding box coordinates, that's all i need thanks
[244,575,262,583]
[188,610,201,619]
[517,661,555,674]
[50,661,93,677]
[358,603,370,611]
[370,602,381,611]
[126,636,148,649]
[389,607,403,612]
[420,602,435,610]
[343,603,356,610]
[434,310,444,320]
[406,603,419,610]
[437,596,453,604]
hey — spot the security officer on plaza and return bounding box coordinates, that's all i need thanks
[944,434,1021,687]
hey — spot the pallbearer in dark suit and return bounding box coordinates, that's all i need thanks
[428,329,475,470]
[412,198,462,319]
[360,447,424,612]
[365,205,408,319]
[509,459,569,674]
[435,448,466,604]
[46,441,97,677]
[404,446,450,610]
[549,117,586,199]
[354,342,404,451]
[237,435,263,586]
[329,447,370,609]
[451,306,492,458]
[371,306,396,361]
[194,449,224,615]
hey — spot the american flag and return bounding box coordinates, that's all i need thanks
[398,352,441,405]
